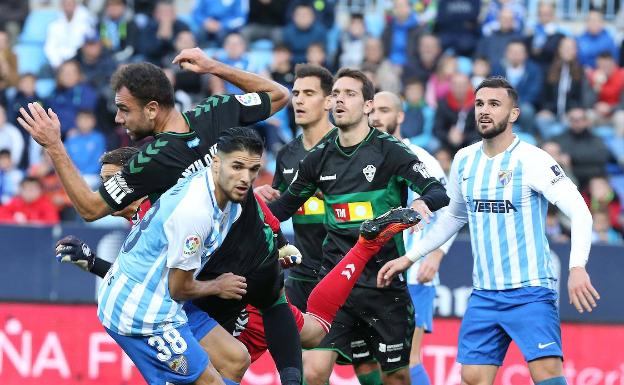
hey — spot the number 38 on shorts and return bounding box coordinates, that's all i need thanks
[148,329,189,361]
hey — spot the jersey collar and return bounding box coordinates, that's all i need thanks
[205,168,231,218]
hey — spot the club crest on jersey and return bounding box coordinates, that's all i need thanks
[413,162,431,178]
[183,235,201,255]
[235,92,261,106]
[498,170,513,186]
[168,355,189,375]
[363,165,376,182]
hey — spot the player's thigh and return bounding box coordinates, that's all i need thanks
[105,324,208,385]
[300,313,326,348]
[498,288,562,363]
[198,323,250,380]
[457,291,510,366]
[285,277,317,312]
[461,364,498,385]
[303,349,340,385]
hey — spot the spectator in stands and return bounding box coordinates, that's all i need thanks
[361,37,401,94]
[283,4,326,65]
[536,37,587,139]
[337,13,367,69]
[434,0,480,57]
[0,0,29,38]
[591,209,623,245]
[381,0,421,67]
[0,29,18,90]
[584,176,623,235]
[481,0,525,36]
[434,146,453,176]
[586,52,624,123]
[74,33,117,92]
[192,0,247,46]
[64,110,105,188]
[241,0,288,44]
[402,33,442,86]
[0,104,24,168]
[134,0,189,65]
[164,31,204,97]
[163,68,192,113]
[527,1,566,70]
[28,152,73,220]
[97,0,138,62]
[546,205,570,243]
[425,55,457,109]
[475,8,523,69]
[269,44,295,90]
[286,0,336,30]
[541,140,577,185]
[470,56,491,89]
[7,74,39,170]
[44,0,95,69]
[212,32,265,94]
[401,78,436,152]
[432,73,477,153]
[306,43,330,71]
[491,39,543,134]
[0,176,59,225]
[46,60,98,139]
[0,149,23,204]
[576,10,618,69]
[554,107,610,189]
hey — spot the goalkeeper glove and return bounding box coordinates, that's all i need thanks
[275,231,302,269]
[55,235,95,272]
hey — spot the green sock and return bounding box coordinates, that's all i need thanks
[357,370,383,385]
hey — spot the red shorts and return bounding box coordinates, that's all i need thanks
[237,303,305,362]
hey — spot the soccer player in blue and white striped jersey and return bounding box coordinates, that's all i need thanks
[378,77,599,385]
[98,127,264,385]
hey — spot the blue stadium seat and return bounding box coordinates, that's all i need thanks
[36,78,57,99]
[611,175,624,201]
[19,9,60,44]
[250,39,273,51]
[248,49,273,72]
[14,43,48,75]
[177,13,200,36]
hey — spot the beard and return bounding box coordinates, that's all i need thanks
[384,121,398,136]
[478,112,510,139]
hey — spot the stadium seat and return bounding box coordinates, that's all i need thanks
[248,49,273,72]
[35,78,57,99]
[177,13,200,36]
[250,39,273,51]
[14,43,48,75]
[19,9,60,44]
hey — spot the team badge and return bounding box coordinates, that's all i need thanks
[235,92,261,106]
[183,235,201,255]
[363,165,376,182]
[498,170,513,186]
[168,355,189,375]
[413,162,431,178]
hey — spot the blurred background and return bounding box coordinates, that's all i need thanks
[0,0,623,384]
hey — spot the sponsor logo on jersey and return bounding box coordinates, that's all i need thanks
[472,199,517,213]
[283,168,294,174]
[413,161,432,178]
[550,164,565,185]
[183,235,201,255]
[187,137,200,148]
[235,92,261,106]
[363,164,376,182]
[319,174,336,181]
[103,172,134,204]
[295,196,325,216]
[498,170,513,186]
[332,201,373,221]
[378,342,403,353]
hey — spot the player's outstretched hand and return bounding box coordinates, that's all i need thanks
[408,199,433,233]
[278,244,302,269]
[17,103,62,149]
[214,272,247,300]
[417,249,443,283]
[55,235,95,272]
[377,256,413,287]
[568,267,600,313]
[172,47,219,74]
[254,184,280,202]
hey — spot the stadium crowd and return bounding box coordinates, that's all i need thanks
[0,0,622,244]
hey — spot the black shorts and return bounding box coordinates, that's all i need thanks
[315,287,414,372]
[192,251,284,333]
[285,275,318,312]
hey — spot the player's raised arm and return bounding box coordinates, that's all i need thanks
[172,47,290,115]
[17,103,112,221]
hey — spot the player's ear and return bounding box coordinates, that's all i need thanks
[363,99,373,114]
[324,95,332,111]
[509,105,520,123]
[144,101,160,120]
[397,110,405,126]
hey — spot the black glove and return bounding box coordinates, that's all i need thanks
[55,235,95,272]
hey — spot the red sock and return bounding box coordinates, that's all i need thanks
[306,239,382,332]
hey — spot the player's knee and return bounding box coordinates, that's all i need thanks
[223,344,251,381]
[303,359,331,385]
[195,362,225,385]
[460,367,486,385]
[383,368,410,385]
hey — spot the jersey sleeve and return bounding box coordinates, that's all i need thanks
[163,200,211,271]
[98,148,172,211]
[446,151,467,207]
[183,92,272,139]
[526,149,578,205]
[268,152,319,221]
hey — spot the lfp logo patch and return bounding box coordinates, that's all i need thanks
[183,235,201,255]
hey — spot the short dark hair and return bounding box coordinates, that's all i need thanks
[111,63,175,108]
[0,149,11,158]
[217,127,264,156]
[475,76,519,107]
[597,51,615,60]
[100,146,140,166]
[294,64,334,96]
[21,176,42,187]
[334,67,375,101]
[506,38,527,50]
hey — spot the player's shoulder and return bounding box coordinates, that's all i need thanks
[454,141,482,162]
[514,140,556,166]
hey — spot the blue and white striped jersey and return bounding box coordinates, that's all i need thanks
[448,136,575,291]
[404,141,455,287]
[97,167,241,336]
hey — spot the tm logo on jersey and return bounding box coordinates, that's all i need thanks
[104,172,134,204]
[332,202,373,221]
[473,199,517,213]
